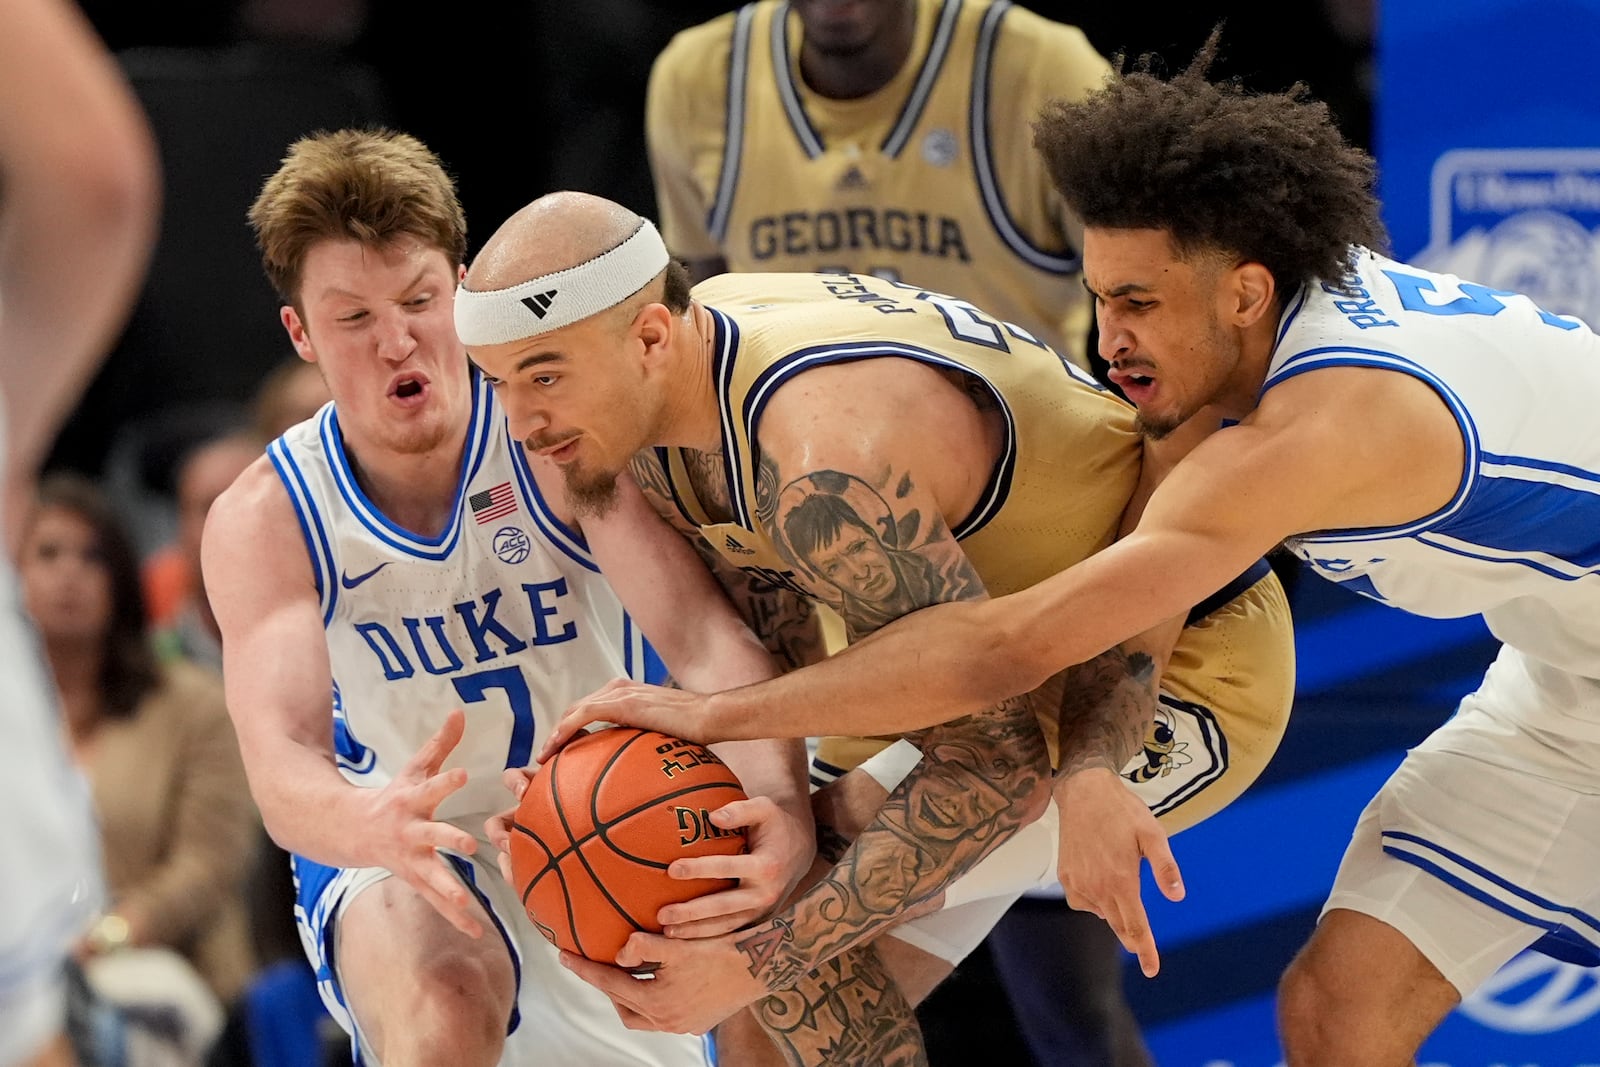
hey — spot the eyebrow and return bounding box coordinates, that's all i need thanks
[515,350,565,372]
[319,266,434,304]
[1081,277,1155,300]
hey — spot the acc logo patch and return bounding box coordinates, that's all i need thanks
[492,526,531,565]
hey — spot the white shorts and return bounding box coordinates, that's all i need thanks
[1322,645,1600,995]
[293,841,714,1067]
[0,599,103,1065]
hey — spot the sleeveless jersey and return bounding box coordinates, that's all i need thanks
[647,0,1110,360]
[1270,249,1600,695]
[268,376,651,823]
[656,271,1294,784]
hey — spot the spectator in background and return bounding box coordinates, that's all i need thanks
[20,474,260,1032]
[151,432,264,672]
[645,1,1145,1060]
[251,356,332,441]
[143,358,329,634]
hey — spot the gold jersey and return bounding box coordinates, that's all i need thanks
[659,272,1295,831]
[646,0,1110,362]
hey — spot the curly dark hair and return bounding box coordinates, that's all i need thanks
[1033,29,1387,292]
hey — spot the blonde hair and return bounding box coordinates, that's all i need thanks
[247,128,467,305]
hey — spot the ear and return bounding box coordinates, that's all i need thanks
[632,301,675,366]
[1226,262,1277,328]
[281,305,318,364]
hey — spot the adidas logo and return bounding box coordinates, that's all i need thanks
[724,534,755,555]
[836,165,868,192]
[520,290,558,318]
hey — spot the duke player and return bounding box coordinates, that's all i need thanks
[203,130,813,1067]
[458,191,1294,1063]
[0,2,158,1064]
[564,38,1600,1065]
[647,0,1111,365]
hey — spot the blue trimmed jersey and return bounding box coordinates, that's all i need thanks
[1270,248,1600,693]
[655,271,1295,816]
[268,375,652,823]
[647,0,1109,361]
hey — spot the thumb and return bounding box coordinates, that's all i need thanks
[1144,834,1185,902]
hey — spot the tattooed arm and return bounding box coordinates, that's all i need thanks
[711,360,1057,996]
[628,450,829,673]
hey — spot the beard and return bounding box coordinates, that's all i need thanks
[562,461,621,518]
[1134,410,1181,440]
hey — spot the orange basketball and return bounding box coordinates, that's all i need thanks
[509,726,748,963]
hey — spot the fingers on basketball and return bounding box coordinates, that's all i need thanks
[508,727,749,964]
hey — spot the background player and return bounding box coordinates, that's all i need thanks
[0,1,160,1064]
[648,9,1140,1055]
[458,191,1293,1062]
[556,37,1600,1067]
[203,129,816,1066]
[648,0,1110,368]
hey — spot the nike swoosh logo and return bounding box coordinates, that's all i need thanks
[339,562,392,589]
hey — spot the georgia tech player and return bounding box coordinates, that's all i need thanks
[647,0,1110,365]
[457,191,1294,1063]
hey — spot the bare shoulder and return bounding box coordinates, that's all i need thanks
[1251,362,1462,455]
[757,357,972,458]
[201,454,311,600]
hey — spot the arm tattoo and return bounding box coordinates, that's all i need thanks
[738,454,1052,990]
[1053,645,1160,780]
[751,944,927,1066]
[628,450,826,670]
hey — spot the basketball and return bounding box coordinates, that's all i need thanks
[509,726,748,963]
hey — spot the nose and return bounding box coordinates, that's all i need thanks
[1097,307,1133,364]
[498,385,550,443]
[374,308,418,363]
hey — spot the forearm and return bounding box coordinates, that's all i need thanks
[240,736,386,868]
[731,698,1052,990]
[701,596,1045,742]
[0,98,158,479]
[710,737,810,823]
[1052,642,1163,779]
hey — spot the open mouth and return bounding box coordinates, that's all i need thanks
[394,378,422,398]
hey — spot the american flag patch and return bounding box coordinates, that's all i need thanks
[469,481,517,524]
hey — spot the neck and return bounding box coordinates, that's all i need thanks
[798,2,918,100]
[660,302,733,453]
[1216,306,1285,421]
[345,420,472,538]
[49,641,105,739]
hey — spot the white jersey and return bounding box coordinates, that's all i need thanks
[1269,248,1600,693]
[267,376,651,823]
[0,403,104,1060]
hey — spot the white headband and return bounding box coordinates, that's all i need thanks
[454,220,671,345]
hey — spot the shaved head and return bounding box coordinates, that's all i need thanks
[467,191,645,291]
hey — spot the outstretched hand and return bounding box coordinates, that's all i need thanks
[369,708,482,938]
[535,678,713,764]
[1054,766,1184,978]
